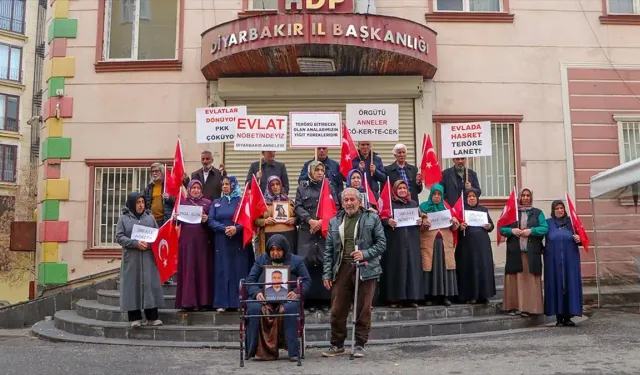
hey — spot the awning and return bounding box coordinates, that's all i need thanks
[589,158,640,200]
[200,13,438,80]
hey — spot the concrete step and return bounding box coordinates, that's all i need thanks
[51,309,548,343]
[116,280,177,296]
[75,299,505,325]
[97,290,176,309]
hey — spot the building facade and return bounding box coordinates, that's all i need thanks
[37,0,640,285]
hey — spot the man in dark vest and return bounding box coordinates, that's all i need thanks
[191,150,226,201]
[440,157,481,207]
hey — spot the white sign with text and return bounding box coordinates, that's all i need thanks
[393,208,420,227]
[290,112,341,148]
[196,106,247,143]
[427,210,453,230]
[130,224,159,242]
[346,104,399,142]
[440,121,492,158]
[177,205,203,224]
[464,210,489,227]
[234,116,288,151]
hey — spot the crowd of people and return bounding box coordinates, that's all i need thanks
[115,145,585,362]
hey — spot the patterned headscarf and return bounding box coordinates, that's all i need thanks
[346,169,365,193]
[419,184,447,213]
[392,180,410,204]
[187,179,203,201]
[263,175,288,204]
[307,161,325,183]
[222,175,241,201]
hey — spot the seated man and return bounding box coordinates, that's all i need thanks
[246,234,312,362]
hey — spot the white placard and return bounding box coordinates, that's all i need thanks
[130,224,159,242]
[290,112,341,148]
[427,210,452,230]
[234,115,288,151]
[196,106,247,143]
[346,104,399,142]
[464,210,488,227]
[440,121,492,158]
[177,205,203,224]
[394,208,420,227]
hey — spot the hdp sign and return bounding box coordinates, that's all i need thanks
[282,0,354,12]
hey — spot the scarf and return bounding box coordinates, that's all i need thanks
[518,188,534,249]
[392,180,410,204]
[263,175,288,204]
[125,192,144,219]
[186,179,203,203]
[221,175,241,202]
[419,184,447,213]
[551,200,570,228]
[464,187,482,211]
[346,169,365,193]
[308,160,325,183]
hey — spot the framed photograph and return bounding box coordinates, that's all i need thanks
[263,265,290,301]
[272,201,290,223]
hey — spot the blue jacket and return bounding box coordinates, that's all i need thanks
[298,157,344,198]
[352,151,386,194]
[246,252,312,299]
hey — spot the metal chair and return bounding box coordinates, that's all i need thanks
[238,277,306,367]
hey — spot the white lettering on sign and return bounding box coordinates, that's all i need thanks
[464,210,489,227]
[234,116,288,151]
[177,205,203,224]
[210,24,428,56]
[346,103,399,142]
[196,106,247,144]
[130,224,159,242]
[440,121,492,159]
[393,208,420,228]
[290,112,341,148]
[427,210,452,231]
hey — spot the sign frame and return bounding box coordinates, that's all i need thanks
[440,121,493,159]
[289,111,342,148]
[346,103,400,142]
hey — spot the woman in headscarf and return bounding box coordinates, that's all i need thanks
[208,175,252,312]
[499,188,548,317]
[456,188,496,304]
[346,169,377,210]
[255,176,297,256]
[544,200,583,326]
[419,184,460,306]
[380,180,423,307]
[294,161,336,312]
[116,192,165,328]
[175,180,213,311]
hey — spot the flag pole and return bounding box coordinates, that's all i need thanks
[370,145,374,177]
[462,190,466,237]
[163,163,167,194]
[314,148,318,161]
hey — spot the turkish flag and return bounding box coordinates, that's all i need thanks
[340,124,358,178]
[249,174,268,219]
[496,188,519,245]
[377,177,392,220]
[421,134,442,187]
[152,220,179,283]
[446,191,465,223]
[234,183,254,247]
[316,178,337,237]
[165,139,185,197]
[565,192,590,252]
[363,171,378,210]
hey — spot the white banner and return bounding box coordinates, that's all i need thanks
[464,210,489,227]
[177,205,203,224]
[440,121,492,159]
[234,116,288,151]
[346,104,399,141]
[394,208,420,227]
[196,106,247,143]
[130,224,159,242]
[427,210,452,230]
[290,112,341,148]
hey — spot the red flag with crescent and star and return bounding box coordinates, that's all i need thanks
[377,177,393,220]
[340,123,358,178]
[152,219,179,283]
[234,182,255,247]
[316,177,337,238]
[565,192,590,252]
[420,134,442,187]
[165,138,184,198]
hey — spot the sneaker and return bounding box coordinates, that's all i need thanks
[322,345,345,357]
[353,346,366,358]
[149,319,163,326]
[216,308,226,313]
[130,320,142,328]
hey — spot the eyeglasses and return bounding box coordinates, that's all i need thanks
[151,170,161,174]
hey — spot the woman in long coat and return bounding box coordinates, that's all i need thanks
[499,188,548,317]
[116,192,165,327]
[456,188,496,304]
[419,184,460,306]
[175,180,213,311]
[255,176,297,256]
[544,200,583,326]
[380,180,423,307]
[294,161,336,312]
[208,175,251,312]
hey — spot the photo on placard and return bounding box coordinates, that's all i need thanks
[272,201,290,223]
[264,265,290,301]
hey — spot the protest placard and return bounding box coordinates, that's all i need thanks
[234,116,288,151]
[464,210,489,227]
[346,104,399,141]
[440,121,492,158]
[394,208,420,227]
[290,112,341,148]
[177,205,203,224]
[196,106,247,143]
[427,210,452,230]
[131,224,159,242]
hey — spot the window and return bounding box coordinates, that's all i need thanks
[608,0,638,14]
[618,121,640,162]
[0,144,17,183]
[441,122,518,199]
[0,94,19,132]
[248,0,279,10]
[0,44,21,82]
[0,0,25,34]
[103,0,178,61]
[435,0,502,12]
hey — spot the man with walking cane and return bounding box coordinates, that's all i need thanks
[321,187,386,359]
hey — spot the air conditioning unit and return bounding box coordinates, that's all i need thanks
[355,0,376,14]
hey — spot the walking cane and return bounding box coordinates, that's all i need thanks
[349,255,368,360]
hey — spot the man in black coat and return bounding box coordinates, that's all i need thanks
[190,150,226,201]
[440,157,481,207]
[352,141,386,194]
[246,151,290,194]
[384,143,423,203]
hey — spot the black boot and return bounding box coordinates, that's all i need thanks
[555,315,564,326]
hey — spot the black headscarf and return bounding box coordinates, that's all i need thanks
[126,192,144,219]
[265,234,290,265]
[551,200,570,228]
[464,188,482,211]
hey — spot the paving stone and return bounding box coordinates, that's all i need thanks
[431,322,462,336]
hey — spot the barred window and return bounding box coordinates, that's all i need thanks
[435,0,502,12]
[619,121,640,162]
[248,0,278,10]
[442,122,517,198]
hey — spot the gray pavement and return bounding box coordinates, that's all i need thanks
[0,309,639,375]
